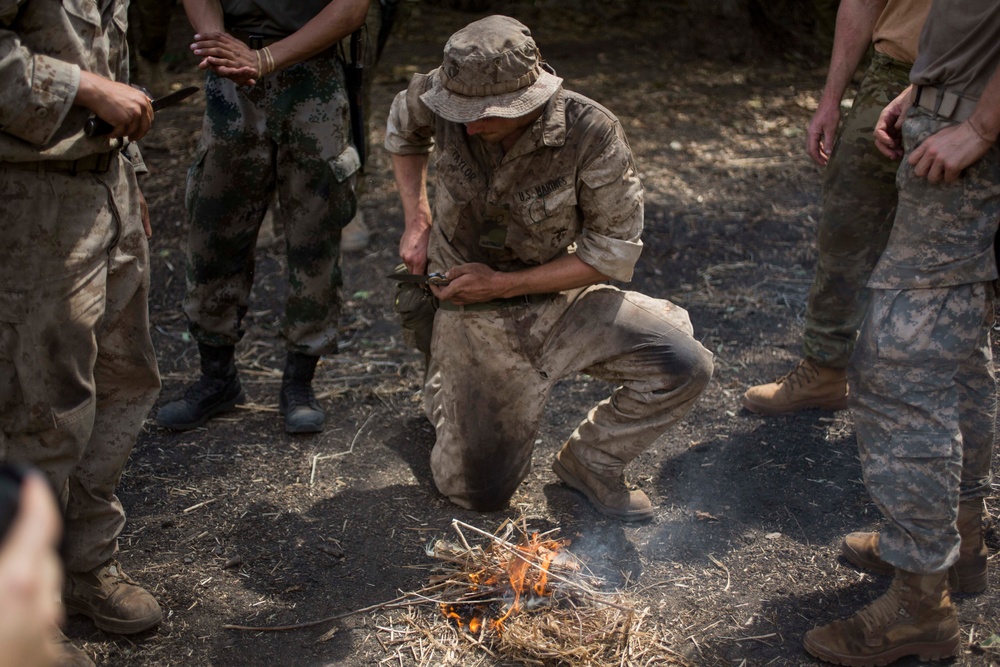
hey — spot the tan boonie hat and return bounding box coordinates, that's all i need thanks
[420,15,563,124]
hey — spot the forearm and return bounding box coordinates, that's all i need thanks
[496,254,607,298]
[268,0,369,73]
[392,152,432,234]
[968,65,1000,143]
[182,0,225,34]
[818,0,887,108]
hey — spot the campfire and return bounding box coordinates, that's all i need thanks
[374,517,690,666]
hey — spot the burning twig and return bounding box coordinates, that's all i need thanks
[375,516,691,666]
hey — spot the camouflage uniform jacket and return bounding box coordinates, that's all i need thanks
[0,0,130,162]
[385,71,644,283]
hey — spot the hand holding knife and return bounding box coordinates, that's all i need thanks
[84,85,200,137]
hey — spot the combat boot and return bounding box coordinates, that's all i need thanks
[803,569,960,666]
[280,352,325,434]
[841,498,989,593]
[552,446,654,522]
[63,560,162,635]
[55,629,95,667]
[340,211,371,253]
[742,358,848,415]
[155,343,244,430]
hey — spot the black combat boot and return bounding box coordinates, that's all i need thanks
[280,352,325,434]
[155,343,244,430]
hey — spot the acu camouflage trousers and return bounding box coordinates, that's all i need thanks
[804,52,912,368]
[849,110,1000,573]
[185,54,360,356]
[0,157,160,572]
[424,286,714,511]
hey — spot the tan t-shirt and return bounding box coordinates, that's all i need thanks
[872,0,931,64]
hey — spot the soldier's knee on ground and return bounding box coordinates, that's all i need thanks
[441,473,523,512]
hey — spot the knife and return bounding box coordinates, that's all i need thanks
[84,85,201,137]
[387,272,451,286]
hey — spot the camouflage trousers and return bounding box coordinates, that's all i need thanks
[185,57,360,356]
[803,52,912,368]
[848,111,1000,574]
[0,157,160,572]
[424,286,714,511]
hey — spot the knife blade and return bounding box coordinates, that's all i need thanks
[84,86,201,137]
[387,272,451,286]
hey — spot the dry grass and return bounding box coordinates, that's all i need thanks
[374,517,691,666]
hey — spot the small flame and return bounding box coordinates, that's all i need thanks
[439,531,570,636]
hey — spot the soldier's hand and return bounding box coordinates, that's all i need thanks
[399,215,432,277]
[192,32,260,86]
[908,121,993,184]
[807,98,840,166]
[874,86,912,161]
[75,72,154,141]
[431,263,504,306]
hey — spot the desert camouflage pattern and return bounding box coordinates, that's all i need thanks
[849,108,999,573]
[0,0,128,161]
[803,53,913,368]
[0,0,159,573]
[387,77,712,510]
[184,54,360,356]
[425,286,714,510]
[386,81,644,282]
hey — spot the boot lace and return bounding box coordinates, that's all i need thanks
[855,582,907,635]
[775,359,819,390]
[283,380,319,410]
[182,374,231,403]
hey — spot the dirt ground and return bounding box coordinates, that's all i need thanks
[69,2,1000,666]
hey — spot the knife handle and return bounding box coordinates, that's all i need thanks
[84,116,114,137]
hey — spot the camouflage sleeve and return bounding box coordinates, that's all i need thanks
[0,14,80,145]
[124,141,148,175]
[384,71,437,156]
[575,123,644,282]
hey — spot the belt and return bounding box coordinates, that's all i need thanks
[0,148,120,175]
[912,85,979,123]
[438,293,554,312]
[228,26,286,49]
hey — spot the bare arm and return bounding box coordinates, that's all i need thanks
[808,0,887,166]
[392,153,433,276]
[431,255,608,306]
[185,0,369,86]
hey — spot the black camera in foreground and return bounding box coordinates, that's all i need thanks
[0,464,29,541]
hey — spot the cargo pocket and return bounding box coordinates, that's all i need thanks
[865,429,955,525]
[0,290,54,433]
[329,145,361,184]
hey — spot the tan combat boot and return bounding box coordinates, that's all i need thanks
[803,569,960,666]
[63,560,162,634]
[742,358,848,415]
[841,498,989,593]
[341,211,371,253]
[552,446,654,522]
